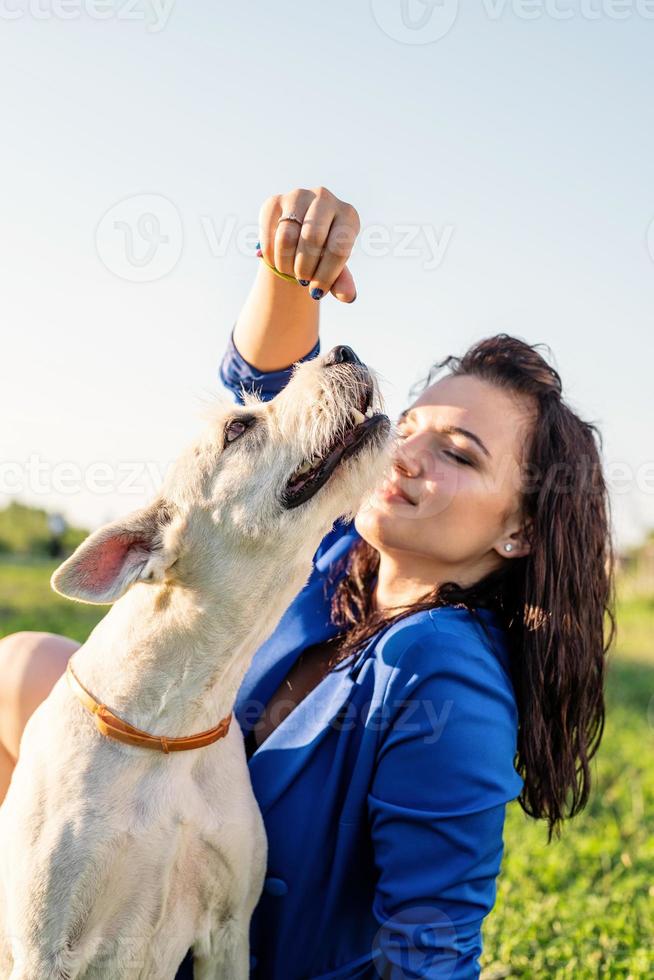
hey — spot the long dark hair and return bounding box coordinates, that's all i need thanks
[326,334,615,837]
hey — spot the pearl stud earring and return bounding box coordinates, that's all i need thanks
[504,543,513,553]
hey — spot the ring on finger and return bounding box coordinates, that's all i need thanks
[277,212,303,227]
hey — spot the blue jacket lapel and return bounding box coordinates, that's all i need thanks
[233,527,371,816]
[246,661,358,815]
[234,527,358,733]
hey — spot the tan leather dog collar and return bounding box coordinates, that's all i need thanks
[66,660,231,753]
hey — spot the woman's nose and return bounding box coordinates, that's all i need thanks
[392,444,423,479]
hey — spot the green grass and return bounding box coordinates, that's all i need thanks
[0,556,108,641]
[481,609,654,978]
[0,561,652,977]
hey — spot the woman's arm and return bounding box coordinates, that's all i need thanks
[369,620,523,978]
[232,186,360,372]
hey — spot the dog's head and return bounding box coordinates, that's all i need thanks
[51,346,392,604]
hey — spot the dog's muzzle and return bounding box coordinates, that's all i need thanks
[281,347,391,510]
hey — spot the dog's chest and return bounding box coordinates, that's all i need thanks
[2,694,266,978]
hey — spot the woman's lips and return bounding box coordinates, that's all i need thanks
[377,478,415,505]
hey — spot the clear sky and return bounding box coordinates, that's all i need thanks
[1,1,653,547]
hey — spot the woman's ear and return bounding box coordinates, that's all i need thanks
[51,499,181,605]
[493,518,532,560]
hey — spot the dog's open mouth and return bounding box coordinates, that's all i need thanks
[282,383,389,510]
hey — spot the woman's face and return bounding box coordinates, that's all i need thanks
[355,373,535,583]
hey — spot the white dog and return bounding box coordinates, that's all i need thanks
[0,346,391,980]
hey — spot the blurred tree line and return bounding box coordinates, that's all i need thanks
[0,502,88,559]
[618,531,654,599]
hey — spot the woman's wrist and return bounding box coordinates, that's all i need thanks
[232,262,319,373]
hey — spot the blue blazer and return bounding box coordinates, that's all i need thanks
[176,334,523,980]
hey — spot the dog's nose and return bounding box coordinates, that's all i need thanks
[324,345,363,367]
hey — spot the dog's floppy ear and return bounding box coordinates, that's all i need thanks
[51,499,181,605]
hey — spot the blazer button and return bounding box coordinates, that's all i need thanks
[263,876,288,896]
[249,953,258,969]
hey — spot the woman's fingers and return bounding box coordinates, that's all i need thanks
[294,190,338,288]
[273,189,315,277]
[309,210,359,302]
[258,194,283,271]
[329,264,357,304]
[258,187,359,302]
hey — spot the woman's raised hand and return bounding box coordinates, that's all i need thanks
[258,187,360,303]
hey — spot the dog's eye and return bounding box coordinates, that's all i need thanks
[223,418,250,447]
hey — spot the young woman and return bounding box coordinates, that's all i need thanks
[0,186,614,979]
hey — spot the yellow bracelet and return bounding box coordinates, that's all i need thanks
[258,254,299,284]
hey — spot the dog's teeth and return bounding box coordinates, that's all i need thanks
[351,408,365,425]
[365,406,374,418]
[296,460,313,475]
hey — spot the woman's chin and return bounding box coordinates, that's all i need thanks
[354,493,398,540]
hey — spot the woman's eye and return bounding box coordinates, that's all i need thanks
[224,419,248,446]
[442,449,472,466]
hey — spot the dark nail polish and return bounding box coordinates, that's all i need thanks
[298,279,310,287]
[310,288,324,300]
[256,241,260,250]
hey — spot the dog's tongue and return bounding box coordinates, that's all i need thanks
[289,417,377,492]
[289,473,312,491]
[287,448,333,492]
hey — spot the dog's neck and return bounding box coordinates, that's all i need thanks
[70,540,319,741]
